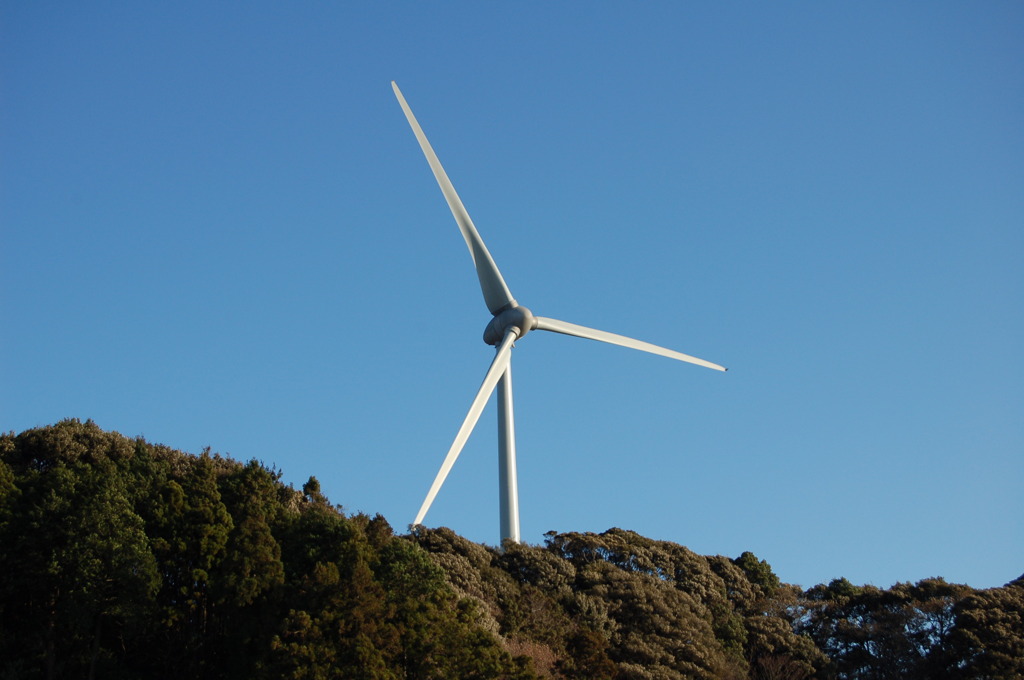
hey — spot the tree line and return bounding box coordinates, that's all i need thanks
[0,420,1020,679]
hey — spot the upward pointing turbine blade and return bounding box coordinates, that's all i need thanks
[413,330,519,527]
[533,316,727,372]
[392,81,516,316]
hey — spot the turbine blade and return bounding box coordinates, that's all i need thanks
[392,81,516,316]
[533,316,727,372]
[413,330,518,527]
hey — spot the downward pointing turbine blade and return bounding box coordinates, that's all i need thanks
[392,81,516,316]
[413,330,518,527]
[533,316,727,372]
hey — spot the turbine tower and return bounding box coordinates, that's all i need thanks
[393,82,725,545]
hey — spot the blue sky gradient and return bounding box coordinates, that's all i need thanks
[3,3,1022,589]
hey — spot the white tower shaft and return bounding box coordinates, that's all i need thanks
[497,361,520,544]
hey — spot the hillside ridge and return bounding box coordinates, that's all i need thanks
[1,419,1020,679]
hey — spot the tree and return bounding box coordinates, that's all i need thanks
[557,629,618,679]
[945,576,1024,679]
[0,449,157,679]
[143,451,234,676]
[797,576,978,680]
[732,552,781,599]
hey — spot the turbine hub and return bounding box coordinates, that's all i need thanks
[483,305,536,346]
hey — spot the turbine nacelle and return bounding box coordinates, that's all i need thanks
[483,305,535,346]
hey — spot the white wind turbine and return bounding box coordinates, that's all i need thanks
[393,82,726,544]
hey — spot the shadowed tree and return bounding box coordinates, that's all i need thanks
[142,451,234,677]
[944,575,1024,679]
[0,425,158,680]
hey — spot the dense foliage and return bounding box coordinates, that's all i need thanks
[0,421,534,680]
[1,421,1020,679]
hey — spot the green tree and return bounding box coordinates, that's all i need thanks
[732,551,781,599]
[556,629,618,679]
[945,576,1024,679]
[145,452,234,676]
[0,446,157,679]
[798,576,979,680]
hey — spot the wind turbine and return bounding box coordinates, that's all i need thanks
[392,82,726,545]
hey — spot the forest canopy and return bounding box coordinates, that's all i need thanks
[1,420,1020,679]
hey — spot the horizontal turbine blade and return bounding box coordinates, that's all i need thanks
[413,330,518,527]
[392,81,516,316]
[533,316,727,372]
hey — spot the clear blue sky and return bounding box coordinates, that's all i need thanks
[3,3,1021,590]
